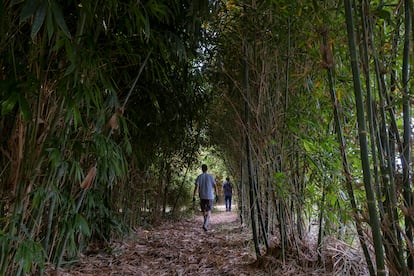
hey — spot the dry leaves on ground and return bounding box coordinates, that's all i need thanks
[46,207,265,275]
[45,205,368,276]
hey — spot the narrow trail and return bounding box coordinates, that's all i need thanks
[48,205,267,275]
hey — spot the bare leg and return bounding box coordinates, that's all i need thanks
[203,210,211,231]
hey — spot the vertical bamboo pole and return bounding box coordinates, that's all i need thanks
[402,0,413,271]
[242,0,261,258]
[321,28,375,275]
[343,0,386,274]
[362,1,406,272]
[240,158,245,226]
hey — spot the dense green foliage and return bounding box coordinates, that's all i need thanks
[0,0,213,273]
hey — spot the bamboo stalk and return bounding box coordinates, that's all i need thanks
[401,0,413,271]
[343,1,386,274]
[279,198,286,264]
[321,28,375,274]
[242,0,260,258]
[240,158,245,226]
[253,164,269,250]
[317,178,326,264]
[363,1,406,271]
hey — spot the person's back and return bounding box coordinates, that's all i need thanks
[193,164,217,231]
[223,180,232,196]
[196,172,215,200]
[223,177,233,211]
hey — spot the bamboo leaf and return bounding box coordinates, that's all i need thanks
[32,187,47,207]
[373,7,391,21]
[10,0,24,6]
[71,162,83,185]
[1,92,18,115]
[17,94,32,121]
[19,0,39,23]
[31,3,47,39]
[51,2,72,39]
[72,105,82,129]
[65,62,76,76]
[46,8,54,39]
[46,147,62,168]
[15,239,46,272]
[75,214,91,236]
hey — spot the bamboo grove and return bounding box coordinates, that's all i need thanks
[0,0,413,275]
[207,0,413,275]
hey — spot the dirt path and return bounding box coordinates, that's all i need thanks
[46,204,370,275]
[48,205,267,275]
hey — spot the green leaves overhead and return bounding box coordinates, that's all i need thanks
[18,0,71,39]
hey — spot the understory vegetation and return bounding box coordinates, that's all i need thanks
[0,0,412,275]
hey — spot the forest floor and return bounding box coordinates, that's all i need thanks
[46,204,368,275]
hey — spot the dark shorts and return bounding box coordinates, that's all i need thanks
[199,199,213,212]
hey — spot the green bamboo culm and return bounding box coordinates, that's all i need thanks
[402,0,413,272]
[321,29,374,275]
[343,0,386,275]
[242,0,260,259]
[362,1,406,273]
[358,1,405,273]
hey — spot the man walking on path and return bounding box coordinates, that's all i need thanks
[222,177,233,211]
[193,164,218,231]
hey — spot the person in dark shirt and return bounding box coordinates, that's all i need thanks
[222,177,233,212]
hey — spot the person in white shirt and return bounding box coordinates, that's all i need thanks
[193,164,218,231]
